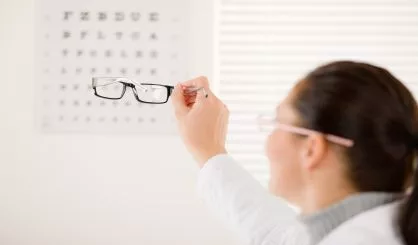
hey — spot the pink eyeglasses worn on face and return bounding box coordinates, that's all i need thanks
[257,114,354,148]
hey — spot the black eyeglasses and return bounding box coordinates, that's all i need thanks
[92,77,174,104]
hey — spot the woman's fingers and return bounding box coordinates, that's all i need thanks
[183,89,207,107]
[185,96,196,104]
[181,76,210,91]
[171,76,228,166]
[180,76,209,107]
[171,84,189,119]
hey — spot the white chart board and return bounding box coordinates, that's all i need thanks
[35,0,191,134]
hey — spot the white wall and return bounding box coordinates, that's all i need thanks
[0,0,241,244]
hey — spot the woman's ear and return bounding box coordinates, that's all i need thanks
[301,133,327,171]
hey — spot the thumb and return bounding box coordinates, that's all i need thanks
[194,87,209,107]
[171,84,189,119]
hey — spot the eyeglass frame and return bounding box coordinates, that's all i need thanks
[257,114,354,147]
[92,77,174,104]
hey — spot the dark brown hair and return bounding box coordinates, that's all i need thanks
[293,61,418,244]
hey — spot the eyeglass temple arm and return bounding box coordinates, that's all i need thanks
[92,79,122,88]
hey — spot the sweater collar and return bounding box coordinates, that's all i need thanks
[298,192,403,245]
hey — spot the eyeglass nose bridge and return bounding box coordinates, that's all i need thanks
[116,81,149,103]
[128,84,143,101]
[114,78,148,92]
[129,80,148,92]
[123,82,135,89]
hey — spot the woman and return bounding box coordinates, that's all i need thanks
[171,61,418,245]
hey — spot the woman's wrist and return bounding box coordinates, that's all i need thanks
[196,147,228,168]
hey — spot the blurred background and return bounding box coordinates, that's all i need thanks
[1,0,418,244]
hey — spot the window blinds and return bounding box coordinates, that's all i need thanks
[215,0,418,186]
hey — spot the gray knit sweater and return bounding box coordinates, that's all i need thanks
[298,192,403,244]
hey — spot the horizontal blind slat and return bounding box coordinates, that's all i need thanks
[217,0,418,185]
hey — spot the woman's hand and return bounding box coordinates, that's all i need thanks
[171,76,229,168]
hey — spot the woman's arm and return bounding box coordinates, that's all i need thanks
[197,154,300,245]
[171,77,305,244]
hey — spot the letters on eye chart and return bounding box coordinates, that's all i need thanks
[35,0,190,133]
[63,11,159,22]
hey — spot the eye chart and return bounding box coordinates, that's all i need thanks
[35,0,190,134]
